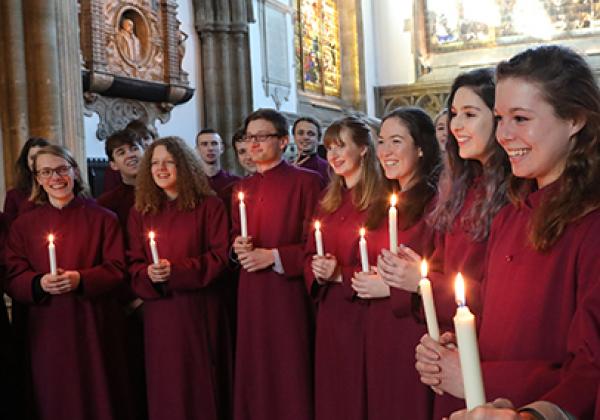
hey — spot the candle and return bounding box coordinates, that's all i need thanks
[389,194,398,254]
[314,221,324,257]
[453,273,486,410]
[238,192,248,238]
[359,227,369,273]
[419,260,439,341]
[148,231,160,265]
[47,234,57,275]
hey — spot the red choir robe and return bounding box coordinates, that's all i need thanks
[232,160,322,420]
[305,189,435,420]
[97,182,135,230]
[4,188,37,225]
[298,154,330,182]
[208,169,240,206]
[478,184,600,419]
[428,180,498,418]
[127,196,230,420]
[5,197,133,420]
[103,166,123,193]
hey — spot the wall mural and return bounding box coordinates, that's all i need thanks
[426,0,600,52]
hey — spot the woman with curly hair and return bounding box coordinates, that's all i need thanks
[4,137,50,224]
[5,145,133,420]
[417,45,600,419]
[127,137,230,420]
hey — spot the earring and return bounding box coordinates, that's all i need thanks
[418,148,424,158]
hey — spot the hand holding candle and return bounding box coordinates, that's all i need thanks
[47,234,57,275]
[148,231,160,265]
[419,260,440,341]
[389,194,398,254]
[314,221,324,257]
[238,192,248,238]
[453,273,486,410]
[359,228,370,273]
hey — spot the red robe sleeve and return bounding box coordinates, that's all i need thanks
[276,176,322,278]
[77,214,127,298]
[5,222,43,303]
[164,200,229,292]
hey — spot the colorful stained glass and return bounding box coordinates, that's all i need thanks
[296,0,341,97]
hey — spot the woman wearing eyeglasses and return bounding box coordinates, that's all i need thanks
[127,137,230,420]
[5,145,134,420]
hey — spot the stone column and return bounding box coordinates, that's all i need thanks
[0,0,30,190]
[55,0,86,173]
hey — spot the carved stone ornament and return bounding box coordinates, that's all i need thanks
[83,92,171,140]
[79,0,193,105]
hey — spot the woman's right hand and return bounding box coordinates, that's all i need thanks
[147,259,171,283]
[311,253,340,282]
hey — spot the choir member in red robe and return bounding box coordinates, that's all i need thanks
[196,128,241,212]
[232,109,322,420]
[409,68,511,418]
[127,136,230,420]
[232,127,257,176]
[96,128,147,420]
[3,137,50,224]
[350,107,442,420]
[293,117,330,181]
[5,145,133,420]
[97,129,144,227]
[416,45,600,419]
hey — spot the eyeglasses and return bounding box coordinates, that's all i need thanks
[242,133,280,143]
[36,165,72,179]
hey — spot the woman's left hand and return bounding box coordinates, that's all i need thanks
[351,271,390,299]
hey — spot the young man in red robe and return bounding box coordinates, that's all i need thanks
[196,128,241,211]
[293,117,330,181]
[97,129,144,228]
[5,145,133,420]
[232,108,322,420]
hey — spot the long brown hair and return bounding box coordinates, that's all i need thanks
[496,45,600,252]
[380,107,442,229]
[428,68,510,241]
[135,136,214,214]
[30,145,89,204]
[15,137,50,191]
[320,116,386,230]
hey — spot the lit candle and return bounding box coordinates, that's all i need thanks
[359,227,369,273]
[453,272,486,410]
[314,221,324,257]
[419,260,439,341]
[238,192,248,238]
[47,234,57,275]
[148,231,160,265]
[389,194,398,254]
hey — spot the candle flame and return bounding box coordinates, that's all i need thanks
[48,234,54,243]
[148,231,155,240]
[314,220,321,230]
[455,272,466,306]
[238,191,245,201]
[390,193,398,207]
[420,259,428,278]
[359,227,366,237]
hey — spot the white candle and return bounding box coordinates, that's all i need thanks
[389,194,398,254]
[453,272,486,410]
[47,234,57,275]
[314,221,324,257]
[148,231,160,265]
[359,227,369,273]
[419,260,439,341]
[238,192,248,238]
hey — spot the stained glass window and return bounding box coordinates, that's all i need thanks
[296,0,341,97]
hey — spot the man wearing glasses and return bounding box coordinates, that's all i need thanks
[231,108,322,420]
